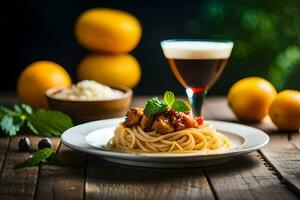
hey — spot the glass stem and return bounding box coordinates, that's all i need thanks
[186,88,207,117]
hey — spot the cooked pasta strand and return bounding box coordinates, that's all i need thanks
[107,122,231,153]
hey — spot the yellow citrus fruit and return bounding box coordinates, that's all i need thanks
[227,77,277,121]
[269,90,300,130]
[77,54,141,88]
[17,61,72,109]
[75,8,142,53]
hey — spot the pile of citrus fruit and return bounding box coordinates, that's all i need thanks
[17,8,142,109]
[227,77,300,131]
[75,8,142,88]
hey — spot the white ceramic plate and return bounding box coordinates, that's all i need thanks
[61,118,269,168]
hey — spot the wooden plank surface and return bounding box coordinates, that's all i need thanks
[0,135,42,199]
[204,152,298,200]
[0,96,299,200]
[290,133,300,192]
[203,97,299,199]
[0,137,10,173]
[35,143,86,200]
[260,133,300,195]
[85,156,214,200]
[292,132,300,150]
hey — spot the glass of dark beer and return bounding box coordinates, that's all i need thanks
[161,39,234,116]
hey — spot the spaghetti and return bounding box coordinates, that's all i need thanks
[107,122,231,153]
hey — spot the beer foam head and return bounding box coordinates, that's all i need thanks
[161,40,233,59]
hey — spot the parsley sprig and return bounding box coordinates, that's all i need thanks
[144,91,190,115]
[0,104,73,137]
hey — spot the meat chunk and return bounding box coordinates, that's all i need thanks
[181,114,198,128]
[169,115,186,131]
[168,112,197,131]
[151,114,174,134]
[140,115,155,131]
[174,120,186,131]
[172,113,198,128]
[124,107,144,127]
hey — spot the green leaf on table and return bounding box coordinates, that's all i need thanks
[164,91,175,106]
[171,100,190,112]
[0,115,23,136]
[144,97,168,115]
[27,109,73,137]
[15,148,53,169]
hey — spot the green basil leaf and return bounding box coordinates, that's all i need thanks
[27,109,73,137]
[144,97,168,115]
[15,148,53,169]
[171,100,190,112]
[163,91,175,106]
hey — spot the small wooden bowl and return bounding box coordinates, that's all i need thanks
[45,85,132,124]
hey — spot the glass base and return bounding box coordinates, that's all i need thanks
[186,88,207,117]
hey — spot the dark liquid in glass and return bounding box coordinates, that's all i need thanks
[168,58,228,92]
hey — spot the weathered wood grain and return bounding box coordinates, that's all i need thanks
[0,137,10,173]
[203,97,299,199]
[260,133,300,195]
[0,135,42,199]
[35,143,86,200]
[85,156,214,200]
[204,152,298,200]
[291,131,300,151]
[0,96,298,200]
[245,118,300,194]
[290,132,300,191]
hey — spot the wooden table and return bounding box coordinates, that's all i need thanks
[0,96,299,200]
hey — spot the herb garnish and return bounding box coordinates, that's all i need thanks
[144,91,190,115]
[15,148,62,169]
[0,104,73,137]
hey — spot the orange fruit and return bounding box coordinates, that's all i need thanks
[17,61,72,109]
[75,8,142,53]
[227,77,277,121]
[77,53,141,88]
[269,90,300,130]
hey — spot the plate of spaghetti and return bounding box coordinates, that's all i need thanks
[61,92,269,168]
[105,109,232,154]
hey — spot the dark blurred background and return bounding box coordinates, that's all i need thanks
[1,0,300,95]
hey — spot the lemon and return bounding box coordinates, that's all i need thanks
[17,61,72,109]
[269,90,300,130]
[75,8,142,53]
[227,77,277,121]
[77,54,141,88]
